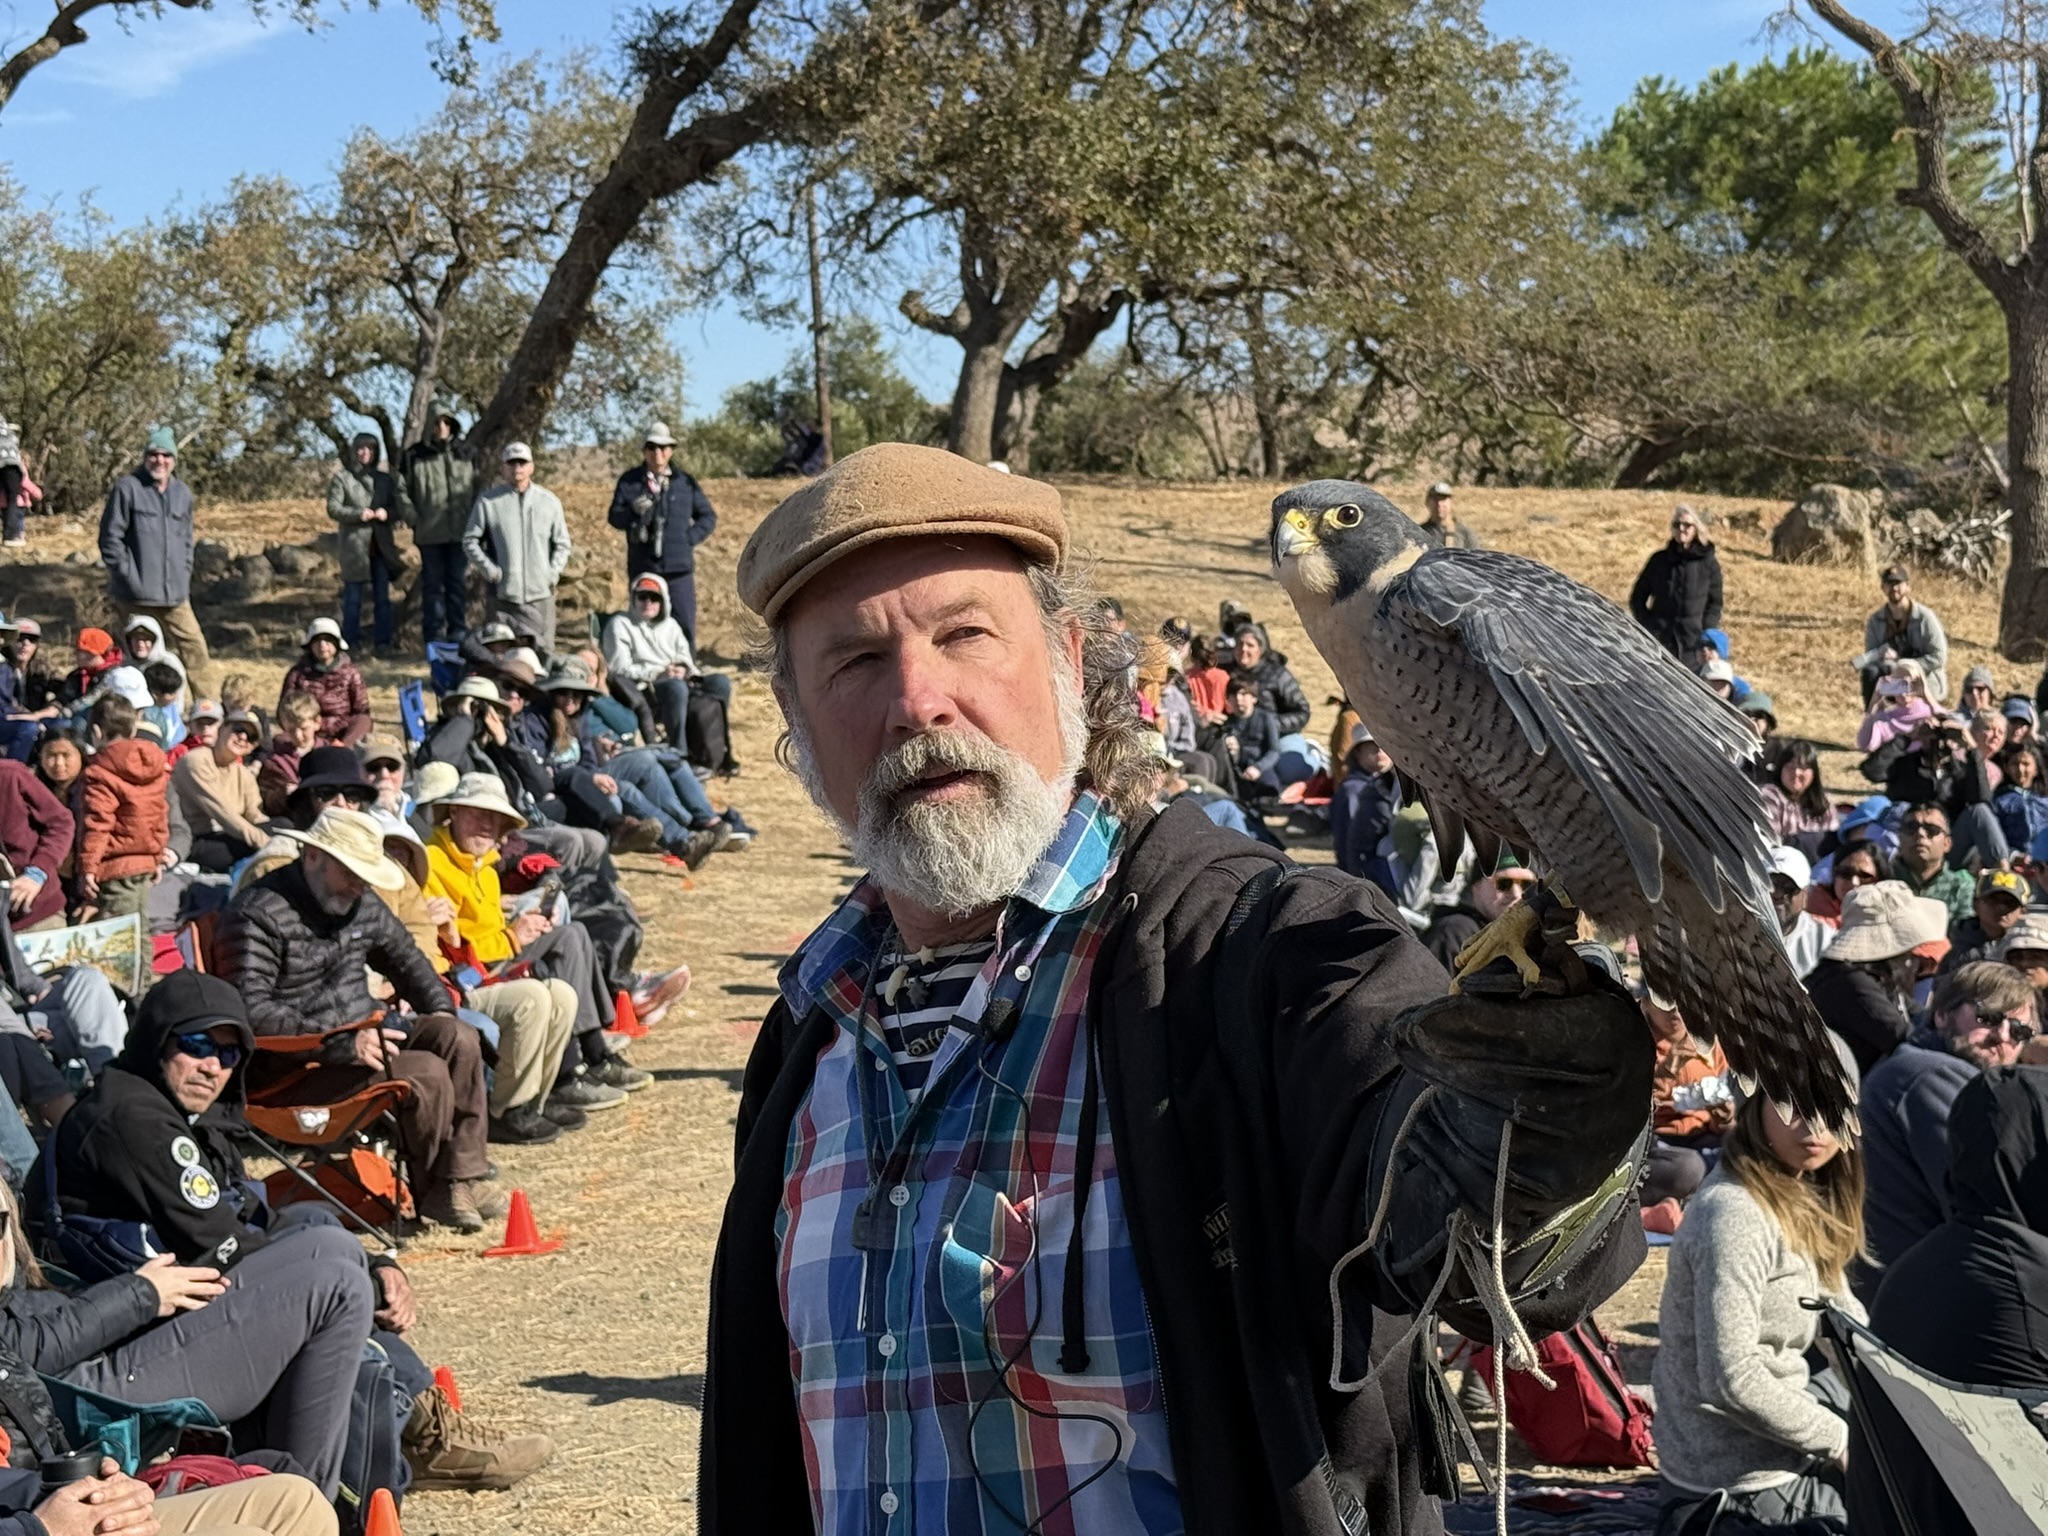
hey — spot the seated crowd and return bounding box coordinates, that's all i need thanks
[0,576,764,1531]
[1133,525,2048,1534]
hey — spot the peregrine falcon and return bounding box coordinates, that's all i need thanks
[1270,479,1855,1134]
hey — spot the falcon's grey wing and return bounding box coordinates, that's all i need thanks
[1392,549,1768,916]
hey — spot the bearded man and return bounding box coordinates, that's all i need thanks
[698,444,1653,1536]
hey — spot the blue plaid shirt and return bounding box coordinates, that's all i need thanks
[776,792,1181,1535]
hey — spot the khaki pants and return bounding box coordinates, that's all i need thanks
[94,872,154,918]
[154,1471,338,1536]
[122,599,217,699]
[467,976,576,1115]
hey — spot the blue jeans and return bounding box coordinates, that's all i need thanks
[611,747,716,839]
[0,719,39,762]
[417,542,467,648]
[341,556,393,651]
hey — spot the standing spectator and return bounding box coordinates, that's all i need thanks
[463,442,569,655]
[1891,802,1976,928]
[1855,959,2038,1292]
[0,418,34,547]
[96,426,214,698]
[0,759,70,934]
[1329,724,1399,880]
[76,695,169,921]
[1653,1038,1865,1532]
[1417,481,1478,549]
[1860,563,1949,705]
[1761,739,1838,853]
[1806,879,1948,1073]
[326,431,403,656]
[607,422,717,646]
[397,400,479,651]
[277,618,371,747]
[1627,503,1723,660]
[173,709,267,871]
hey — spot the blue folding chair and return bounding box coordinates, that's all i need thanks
[426,642,465,696]
[398,679,430,752]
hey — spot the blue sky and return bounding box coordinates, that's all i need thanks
[0,0,1921,416]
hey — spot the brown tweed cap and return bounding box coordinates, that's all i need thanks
[737,443,1068,623]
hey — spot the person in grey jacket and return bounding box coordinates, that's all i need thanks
[397,400,480,651]
[325,431,405,655]
[1653,1034,1866,1530]
[97,427,214,697]
[1861,563,1949,705]
[462,441,569,655]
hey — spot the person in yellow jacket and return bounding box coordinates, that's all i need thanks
[420,773,644,1111]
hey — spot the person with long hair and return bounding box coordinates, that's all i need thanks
[1654,1036,1865,1531]
[1761,740,1837,850]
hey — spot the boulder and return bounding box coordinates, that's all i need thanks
[192,539,234,583]
[1771,484,1884,567]
[263,541,330,580]
[207,554,273,604]
[207,620,259,653]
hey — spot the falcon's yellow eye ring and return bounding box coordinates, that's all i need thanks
[1329,504,1363,528]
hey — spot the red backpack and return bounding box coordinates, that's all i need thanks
[1470,1317,1656,1469]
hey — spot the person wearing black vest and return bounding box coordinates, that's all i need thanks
[606,422,717,645]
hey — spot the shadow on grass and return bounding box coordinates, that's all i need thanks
[525,1371,704,1408]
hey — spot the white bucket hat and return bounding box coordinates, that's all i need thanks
[303,617,347,651]
[1824,880,1950,963]
[434,771,527,830]
[281,807,404,892]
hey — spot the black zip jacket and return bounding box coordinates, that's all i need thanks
[699,801,1650,1535]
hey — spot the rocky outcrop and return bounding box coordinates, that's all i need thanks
[1771,484,1884,568]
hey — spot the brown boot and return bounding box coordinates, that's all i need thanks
[418,1181,483,1234]
[402,1386,553,1491]
[462,1178,509,1223]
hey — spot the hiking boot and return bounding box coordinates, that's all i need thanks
[540,1098,589,1130]
[461,1179,509,1222]
[630,963,691,1026]
[669,822,730,870]
[487,1103,561,1145]
[589,1053,651,1092]
[550,1075,627,1111]
[419,1181,484,1234]
[608,815,663,854]
[403,1385,554,1492]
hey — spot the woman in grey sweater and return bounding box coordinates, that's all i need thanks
[1653,1039,1865,1530]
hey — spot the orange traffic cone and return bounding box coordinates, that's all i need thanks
[432,1364,464,1412]
[483,1189,564,1258]
[610,989,649,1040]
[365,1487,403,1536]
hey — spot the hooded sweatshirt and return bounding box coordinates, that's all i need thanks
[1872,1065,2048,1391]
[42,971,268,1269]
[78,736,170,882]
[602,581,695,685]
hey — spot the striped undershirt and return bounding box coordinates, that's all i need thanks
[871,938,996,1101]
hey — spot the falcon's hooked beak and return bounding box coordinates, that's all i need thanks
[1273,506,1338,600]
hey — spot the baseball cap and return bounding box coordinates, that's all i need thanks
[1768,845,1812,889]
[76,627,113,655]
[1427,481,1452,498]
[1978,869,2028,907]
[187,699,224,726]
[1700,657,1735,685]
[14,620,39,639]
[502,441,532,463]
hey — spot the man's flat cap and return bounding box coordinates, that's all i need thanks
[738,443,1067,623]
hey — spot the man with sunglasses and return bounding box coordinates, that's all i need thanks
[96,426,215,699]
[1892,801,1977,929]
[1855,958,2041,1300]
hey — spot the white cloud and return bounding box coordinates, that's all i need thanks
[42,8,275,98]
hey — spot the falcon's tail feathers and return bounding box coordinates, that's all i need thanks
[1641,882,1858,1140]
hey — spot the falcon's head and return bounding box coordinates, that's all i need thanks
[1270,480,1428,608]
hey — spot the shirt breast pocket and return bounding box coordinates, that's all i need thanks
[927,1173,1158,1414]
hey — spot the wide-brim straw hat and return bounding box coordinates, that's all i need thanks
[1824,879,1950,963]
[280,807,405,892]
[433,771,527,829]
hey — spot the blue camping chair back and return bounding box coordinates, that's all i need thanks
[398,679,430,751]
[41,1375,222,1474]
[426,643,465,696]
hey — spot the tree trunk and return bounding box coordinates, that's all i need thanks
[402,313,447,455]
[1614,428,1693,489]
[2000,308,2048,661]
[950,339,1011,464]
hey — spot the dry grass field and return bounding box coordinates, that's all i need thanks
[0,471,1989,1530]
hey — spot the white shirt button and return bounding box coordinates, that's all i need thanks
[1014,964,1032,981]
[878,1332,898,1358]
[874,1055,887,1071]
[888,1184,910,1207]
[879,1490,900,1515]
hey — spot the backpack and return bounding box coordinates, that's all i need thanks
[333,1339,410,1536]
[1470,1316,1655,1469]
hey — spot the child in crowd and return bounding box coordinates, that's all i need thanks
[1994,741,2048,854]
[76,694,170,919]
[1329,724,1399,881]
[219,672,267,743]
[139,662,185,749]
[169,700,220,767]
[1221,676,1281,798]
[258,690,322,817]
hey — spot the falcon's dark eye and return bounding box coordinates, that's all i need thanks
[1329,504,1363,529]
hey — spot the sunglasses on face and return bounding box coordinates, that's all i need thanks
[1902,821,1949,838]
[1968,1011,2038,1044]
[1493,876,1535,894]
[173,1032,244,1069]
[1838,865,1879,886]
[310,786,374,808]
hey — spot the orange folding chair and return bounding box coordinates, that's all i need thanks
[242,1015,414,1253]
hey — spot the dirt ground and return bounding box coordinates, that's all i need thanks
[0,472,1957,1529]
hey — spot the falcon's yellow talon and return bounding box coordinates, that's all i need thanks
[1451,902,1544,992]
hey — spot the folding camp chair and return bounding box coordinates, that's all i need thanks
[1814,1301,2048,1536]
[241,1016,413,1253]
[398,678,430,751]
[425,642,464,696]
